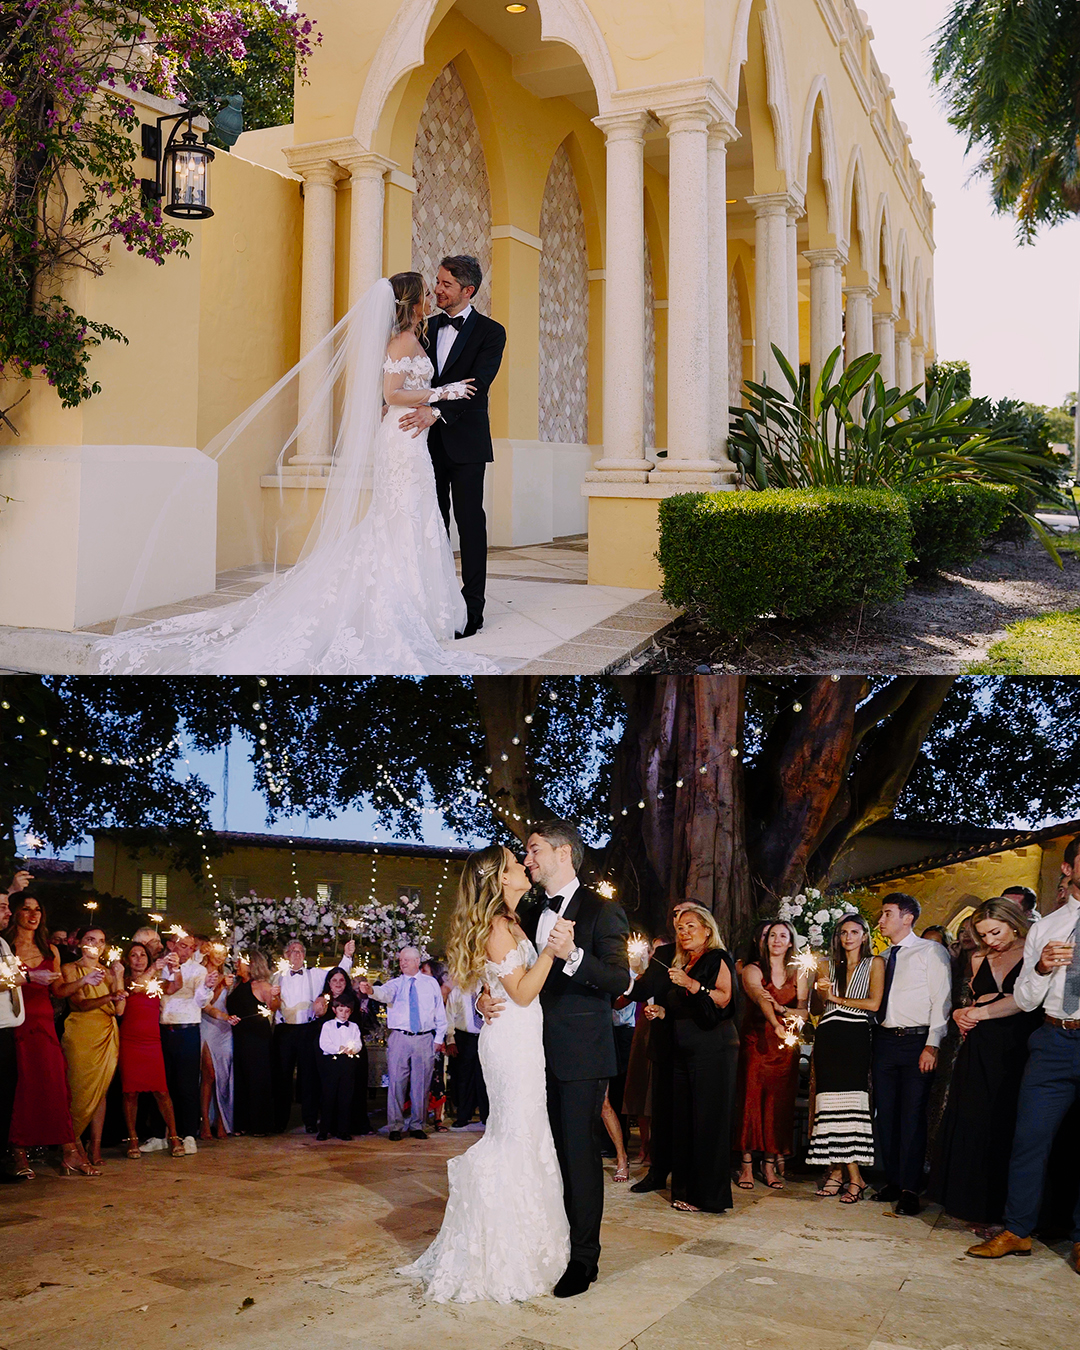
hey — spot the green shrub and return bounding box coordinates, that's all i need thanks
[657,488,913,637]
[899,482,1015,576]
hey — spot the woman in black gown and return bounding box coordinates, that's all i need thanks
[930,898,1042,1230]
[226,948,279,1136]
[633,904,738,1214]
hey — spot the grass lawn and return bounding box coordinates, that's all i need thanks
[968,606,1080,673]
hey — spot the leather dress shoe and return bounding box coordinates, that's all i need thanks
[894,1190,921,1216]
[316,1132,330,1141]
[388,1130,404,1141]
[552,1259,598,1298]
[455,615,483,639]
[408,1128,428,1140]
[629,1173,667,1194]
[0,1173,25,1184]
[966,1230,1032,1259]
[870,1183,901,1203]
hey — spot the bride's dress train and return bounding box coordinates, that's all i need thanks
[397,938,570,1303]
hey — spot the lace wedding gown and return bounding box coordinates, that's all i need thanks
[95,352,497,675]
[398,938,570,1303]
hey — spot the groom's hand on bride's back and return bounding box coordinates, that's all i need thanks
[399,405,438,437]
[477,987,505,1022]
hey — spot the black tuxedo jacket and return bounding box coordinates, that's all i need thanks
[421,309,507,465]
[519,884,630,1082]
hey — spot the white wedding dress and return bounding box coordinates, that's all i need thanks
[95,323,498,674]
[398,938,570,1303]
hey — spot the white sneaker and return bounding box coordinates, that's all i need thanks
[139,1137,166,1153]
[182,1136,198,1155]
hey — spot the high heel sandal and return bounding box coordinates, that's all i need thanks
[613,1160,629,1182]
[168,1135,186,1158]
[839,1181,867,1204]
[13,1152,34,1180]
[815,1174,843,1197]
[762,1158,785,1190]
[123,1137,142,1160]
[59,1156,101,1177]
[737,1165,756,1190]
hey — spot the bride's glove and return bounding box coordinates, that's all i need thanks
[436,379,476,401]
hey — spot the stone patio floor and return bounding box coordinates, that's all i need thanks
[0,537,679,675]
[1,1126,1077,1350]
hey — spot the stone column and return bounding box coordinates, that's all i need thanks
[843,285,875,363]
[292,160,343,464]
[588,111,652,480]
[652,102,720,481]
[895,329,913,393]
[786,203,802,367]
[872,310,897,387]
[339,152,392,306]
[707,123,738,469]
[804,248,845,386]
[746,193,793,386]
[911,341,927,398]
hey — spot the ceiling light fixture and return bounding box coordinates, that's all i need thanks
[506,3,528,12]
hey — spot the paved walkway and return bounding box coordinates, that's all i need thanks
[1,1128,1075,1350]
[0,538,679,674]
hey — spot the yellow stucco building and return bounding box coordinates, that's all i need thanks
[0,0,936,629]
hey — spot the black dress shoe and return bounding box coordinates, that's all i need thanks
[552,1260,598,1298]
[337,1134,353,1142]
[388,1130,404,1141]
[305,1125,318,1135]
[316,1132,330,1141]
[0,1173,25,1185]
[408,1128,428,1140]
[871,1183,901,1203]
[630,1173,667,1194]
[895,1190,922,1216]
[454,615,483,639]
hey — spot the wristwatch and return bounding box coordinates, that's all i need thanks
[431,407,442,420]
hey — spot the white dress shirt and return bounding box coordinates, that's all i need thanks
[159,959,206,1025]
[1014,895,1080,1018]
[435,304,472,376]
[881,931,952,1047]
[444,983,482,1044]
[369,971,447,1040]
[275,955,353,1025]
[535,876,585,977]
[319,1018,364,1056]
[0,937,25,1029]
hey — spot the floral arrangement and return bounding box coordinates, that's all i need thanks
[776,885,882,953]
[355,891,431,974]
[216,890,347,954]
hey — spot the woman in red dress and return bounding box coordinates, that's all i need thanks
[117,942,184,1159]
[4,895,99,1177]
[735,920,809,1190]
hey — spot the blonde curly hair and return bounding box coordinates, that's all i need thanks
[671,903,725,970]
[447,844,515,993]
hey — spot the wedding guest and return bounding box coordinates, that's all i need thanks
[196,941,236,1140]
[606,997,637,1167]
[632,905,738,1213]
[57,927,124,1167]
[871,893,952,1216]
[736,920,809,1191]
[315,967,375,1135]
[273,937,355,1133]
[622,936,666,1169]
[445,977,488,1129]
[931,898,1041,1229]
[347,976,380,1135]
[227,949,279,1136]
[158,931,205,1153]
[317,990,364,1140]
[927,913,980,1159]
[1002,885,1041,922]
[920,925,950,946]
[968,836,1080,1265]
[117,942,184,1159]
[0,891,26,1183]
[359,946,447,1141]
[132,926,164,961]
[806,915,885,1202]
[600,1085,629,1182]
[4,895,98,1177]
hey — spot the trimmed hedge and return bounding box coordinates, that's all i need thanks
[657,487,913,637]
[899,481,1016,576]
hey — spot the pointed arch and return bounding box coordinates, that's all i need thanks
[894,229,912,323]
[911,254,925,339]
[872,193,894,299]
[796,76,841,239]
[842,145,871,277]
[756,0,796,181]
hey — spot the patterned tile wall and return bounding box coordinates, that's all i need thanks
[645,233,657,451]
[728,272,744,406]
[538,145,589,444]
[411,64,493,297]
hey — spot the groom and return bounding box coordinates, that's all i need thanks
[482,819,630,1298]
[399,254,506,639]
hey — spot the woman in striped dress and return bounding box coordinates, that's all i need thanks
[806,915,885,1203]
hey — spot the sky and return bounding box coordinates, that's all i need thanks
[858,0,1080,407]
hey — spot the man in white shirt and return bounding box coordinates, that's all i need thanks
[0,890,27,1183]
[445,981,487,1129]
[158,932,206,1153]
[870,892,952,1216]
[272,937,354,1133]
[359,947,446,1141]
[969,836,1080,1267]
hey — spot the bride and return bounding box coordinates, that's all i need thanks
[398,844,571,1303]
[95,274,498,675]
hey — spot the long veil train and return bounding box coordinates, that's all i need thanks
[94,279,498,674]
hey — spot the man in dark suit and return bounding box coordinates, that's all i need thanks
[399,254,506,638]
[482,819,630,1298]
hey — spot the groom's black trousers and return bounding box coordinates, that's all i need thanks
[428,438,487,622]
[546,1072,607,1272]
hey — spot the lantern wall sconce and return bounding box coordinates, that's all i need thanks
[140,95,244,221]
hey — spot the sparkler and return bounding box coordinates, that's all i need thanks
[216,919,229,937]
[167,924,189,940]
[275,956,291,977]
[107,947,123,963]
[257,1003,274,1019]
[627,935,650,966]
[596,880,616,900]
[143,977,164,998]
[794,949,819,980]
[0,951,25,989]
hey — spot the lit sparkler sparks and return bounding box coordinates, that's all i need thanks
[627,935,650,965]
[345,917,360,929]
[275,956,291,977]
[216,919,229,936]
[257,1003,274,1019]
[167,924,189,940]
[596,880,616,900]
[794,949,819,979]
[107,946,123,963]
[143,977,164,998]
[0,952,25,988]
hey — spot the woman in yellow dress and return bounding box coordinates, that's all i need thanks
[58,927,124,1166]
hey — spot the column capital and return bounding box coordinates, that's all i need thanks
[802,247,846,268]
[336,151,394,182]
[708,118,740,147]
[872,309,899,326]
[745,191,801,218]
[592,109,652,143]
[283,137,360,181]
[656,100,716,135]
[842,283,877,299]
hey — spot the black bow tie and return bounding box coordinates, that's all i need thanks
[543,894,565,912]
[336,1021,349,1028]
[444,313,466,331]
